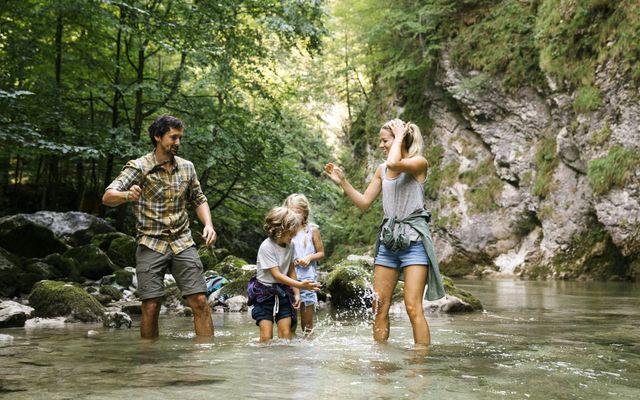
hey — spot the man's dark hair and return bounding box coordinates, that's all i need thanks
[148,115,184,146]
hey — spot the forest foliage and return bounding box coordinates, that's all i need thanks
[2,0,639,260]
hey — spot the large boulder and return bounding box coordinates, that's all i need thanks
[0,211,115,247]
[114,268,134,287]
[0,222,67,258]
[42,253,81,282]
[18,260,56,294]
[106,236,137,268]
[64,244,118,280]
[0,248,23,298]
[29,280,105,322]
[91,232,128,252]
[209,255,249,280]
[217,269,254,298]
[0,300,34,328]
[324,260,374,308]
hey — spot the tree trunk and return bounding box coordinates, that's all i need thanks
[132,39,148,140]
[344,32,352,122]
[102,5,125,193]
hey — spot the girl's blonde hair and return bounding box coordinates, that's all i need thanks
[264,206,303,239]
[283,193,310,224]
[381,119,424,158]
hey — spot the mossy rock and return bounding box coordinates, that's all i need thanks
[29,280,105,322]
[43,253,81,282]
[64,244,118,280]
[0,223,67,258]
[99,284,123,302]
[92,293,113,305]
[0,247,22,298]
[107,236,137,268]
[218,270,254,298]
[439,252,492,278]
[91,232,128,252]
[210,255,249,280]
[442,276,483,310]
[114,269,134,287]
[19,261,55,294]
[539,226,632,281]
[325,262,374,308]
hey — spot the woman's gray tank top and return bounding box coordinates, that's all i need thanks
[381,164,425,241]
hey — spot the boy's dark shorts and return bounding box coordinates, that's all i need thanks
[251,293,294,325]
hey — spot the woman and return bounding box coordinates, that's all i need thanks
[324,119,445,347]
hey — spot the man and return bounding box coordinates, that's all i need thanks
[103,115,216,339]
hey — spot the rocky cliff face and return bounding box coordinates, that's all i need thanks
[408,51,639,280]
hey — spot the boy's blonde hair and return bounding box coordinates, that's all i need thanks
[264,206,303,239]
[381,119,424,158]
[283,193,310,224]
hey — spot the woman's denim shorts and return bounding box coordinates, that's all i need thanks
[374,242,429,269]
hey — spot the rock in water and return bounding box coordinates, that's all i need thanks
[29,280,105,322]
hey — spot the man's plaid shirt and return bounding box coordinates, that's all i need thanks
[106,152,208,255]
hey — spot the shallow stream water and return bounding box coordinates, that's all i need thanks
[1,280,638,399]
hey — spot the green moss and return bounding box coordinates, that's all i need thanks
[29,280,105,322]
[114,269,134,287]
[442,276,483,310]
[537,0,640,87]
[587,145,640,195]
[520,170,533,186]
[533,135,558,198]
[424,145,445,200]
[525,263,554,280]
[451,0,543,89]
[441,162,461,187]
[211,255,249,280]
[90,232,128,252]
[106,236,137,268]
[43,253,81,282]
[64,244,118,280]
[325,262,373,308]
[219,270,254,298]
[465,177,503,214]
[436,213,461,229]
[551,224,630,280]
[588,125,612,146]
[573,85,603,113]
[99,284,123,301]
[459,159,503,214]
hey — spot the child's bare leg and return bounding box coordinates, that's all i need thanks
[258,320,274,342]
[276,317,293,339]
[300,304,315,335]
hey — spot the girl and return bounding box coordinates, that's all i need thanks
[324,119,445,347]
[248,206,322,342]
[283,193,325,336]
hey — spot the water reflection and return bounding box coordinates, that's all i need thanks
[1,280,639,399]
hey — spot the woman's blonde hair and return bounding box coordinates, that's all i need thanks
[381,119,424,158]
[264,206,303,239]
[283,193,310,224]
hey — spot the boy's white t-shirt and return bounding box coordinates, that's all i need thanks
[256,237,294,285]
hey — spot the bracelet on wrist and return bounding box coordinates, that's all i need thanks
[125,191,130,202]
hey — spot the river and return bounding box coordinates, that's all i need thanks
[1,279,638,399]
